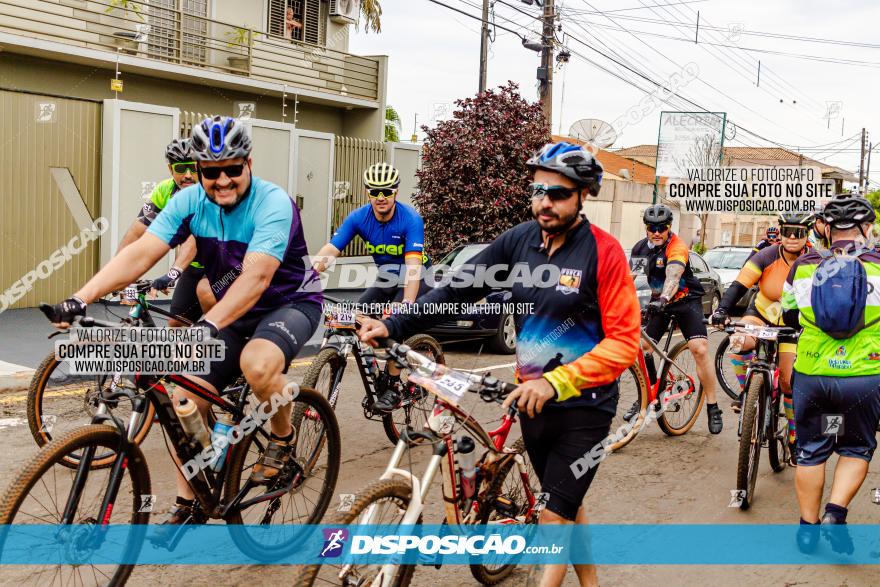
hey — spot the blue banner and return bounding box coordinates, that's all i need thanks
[1,524,879,565]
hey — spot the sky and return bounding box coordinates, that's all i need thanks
[349,0,880,188]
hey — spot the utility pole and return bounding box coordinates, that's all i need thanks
[538,0,555,127]
[859,127,866,190]
[866,142,873,192]
[478,0,489,93]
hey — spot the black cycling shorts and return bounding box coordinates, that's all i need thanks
[644,298,707,343]
[793,372,880,466]
[169,265,205,323]
[742,302,798,353]
[519,407,612,521]
[358,269,431,305]
[200,303,321,393]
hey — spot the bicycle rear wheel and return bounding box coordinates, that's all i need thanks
[606,364,650,452]
[26,352,153,469]
[714,335,744,401]
[291,479,417,586]
[656,340,704,436]
[736,372,767,510]
[224,388,340,560]
[382,334,444,445]
[0,425,151,585]
[470,439,537,585]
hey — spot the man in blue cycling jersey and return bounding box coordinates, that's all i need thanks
[311,162,429,306]
[311,162,430,410]
[43,116,322,531]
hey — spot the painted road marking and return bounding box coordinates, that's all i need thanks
[0,360,34,377]
[0,388,88,405]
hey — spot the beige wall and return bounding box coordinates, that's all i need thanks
[341,55,387,140]
[2,53,361,137]
[213,0,265,31]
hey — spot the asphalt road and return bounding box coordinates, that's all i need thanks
[0,336,878,586]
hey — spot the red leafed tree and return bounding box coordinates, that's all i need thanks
[414,82,550,257]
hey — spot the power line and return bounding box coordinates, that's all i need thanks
[425,0,530,39]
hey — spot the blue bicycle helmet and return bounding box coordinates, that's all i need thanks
[526,142,604,196]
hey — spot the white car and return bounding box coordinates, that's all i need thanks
[702,246,756,310]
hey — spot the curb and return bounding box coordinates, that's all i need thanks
[0,371,34,393]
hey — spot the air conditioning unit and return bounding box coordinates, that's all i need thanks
[330,0,359,23]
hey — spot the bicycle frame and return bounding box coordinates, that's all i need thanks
[320,327,385,411]
[637,314,694,405]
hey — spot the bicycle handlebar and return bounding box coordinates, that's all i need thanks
[703,317,797,336]
[380,339,517,404]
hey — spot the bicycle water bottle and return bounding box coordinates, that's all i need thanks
[362,346,380,379]
[209,413,235,471]
[174,397,211,450]
[457,435,477,499]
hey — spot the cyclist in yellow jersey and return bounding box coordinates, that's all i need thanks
[711,212,812,465]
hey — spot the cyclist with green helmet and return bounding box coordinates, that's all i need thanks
[118,138,208,326]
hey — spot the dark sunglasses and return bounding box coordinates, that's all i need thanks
[779,226,808,239]
[170,162,197,174]
[368,188,396,199]
[529,183,579,202]
[198,163,246,180]
[646,223,670,234]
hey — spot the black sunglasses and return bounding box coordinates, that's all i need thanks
[779,226,808,239]
[198,163,246,180]
[646,223,670,234]
[368,188,396,199]
[529,183,580,202]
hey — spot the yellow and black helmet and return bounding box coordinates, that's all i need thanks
[363,162,400,189]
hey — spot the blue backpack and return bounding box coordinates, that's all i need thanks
[806,249,877,339]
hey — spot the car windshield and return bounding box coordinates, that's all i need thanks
[438,244,487,269]
[703,249,751,270]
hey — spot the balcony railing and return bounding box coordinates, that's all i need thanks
[0,0,379,102]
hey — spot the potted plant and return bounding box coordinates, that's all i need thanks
[100,0,146,53]
[224,26,252,73]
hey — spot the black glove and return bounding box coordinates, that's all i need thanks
[644,297,667,319]
[151,267,182,293]
[194,319,220,338]
[710,307,729,326]
[42,297,87,324]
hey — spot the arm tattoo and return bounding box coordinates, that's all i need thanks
[660,264,684,301]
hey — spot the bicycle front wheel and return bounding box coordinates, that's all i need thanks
[736,372,767,510]
[26,351,154,469]
[470,439,537,585]
[767,394,788,473]
[291,479,416,587]
[224,388,340,560]
[714,335,744,401]
[606,363,650,452]
[657,340,705,436]
[382,334,444,445]
[0,425,151,586]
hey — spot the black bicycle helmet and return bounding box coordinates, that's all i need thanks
[777,212,814,227]
[190,116,252,161]
[822,194,876,229]
[526,142,603,196]
[643,204,673,225]
[165,138,193,164]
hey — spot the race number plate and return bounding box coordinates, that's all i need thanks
[408,369,471,406]
[325,308,356,329]
[739,323,778,340]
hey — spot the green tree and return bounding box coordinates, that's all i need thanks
[867,188,880,227]
[415,82,550,257]
[384,105,402,142]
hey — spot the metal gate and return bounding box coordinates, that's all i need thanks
[333,136,386,257]
[0,91,102,310]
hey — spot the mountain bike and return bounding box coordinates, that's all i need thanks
[719,321,796,510]
[0,313,341,586]
[26,281,185,467]
[610,312,705,451]
[295,296,444,445]
[292,338,538,587]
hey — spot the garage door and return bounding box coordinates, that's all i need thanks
[0,90,101,310]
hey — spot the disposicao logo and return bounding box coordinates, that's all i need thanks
[320,528,348,558]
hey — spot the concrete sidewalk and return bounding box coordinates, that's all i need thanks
[0,293,362,392]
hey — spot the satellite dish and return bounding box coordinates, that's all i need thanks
[569,118,618,149]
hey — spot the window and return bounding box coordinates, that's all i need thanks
[689,253,709,273]
[269,0,326,44]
